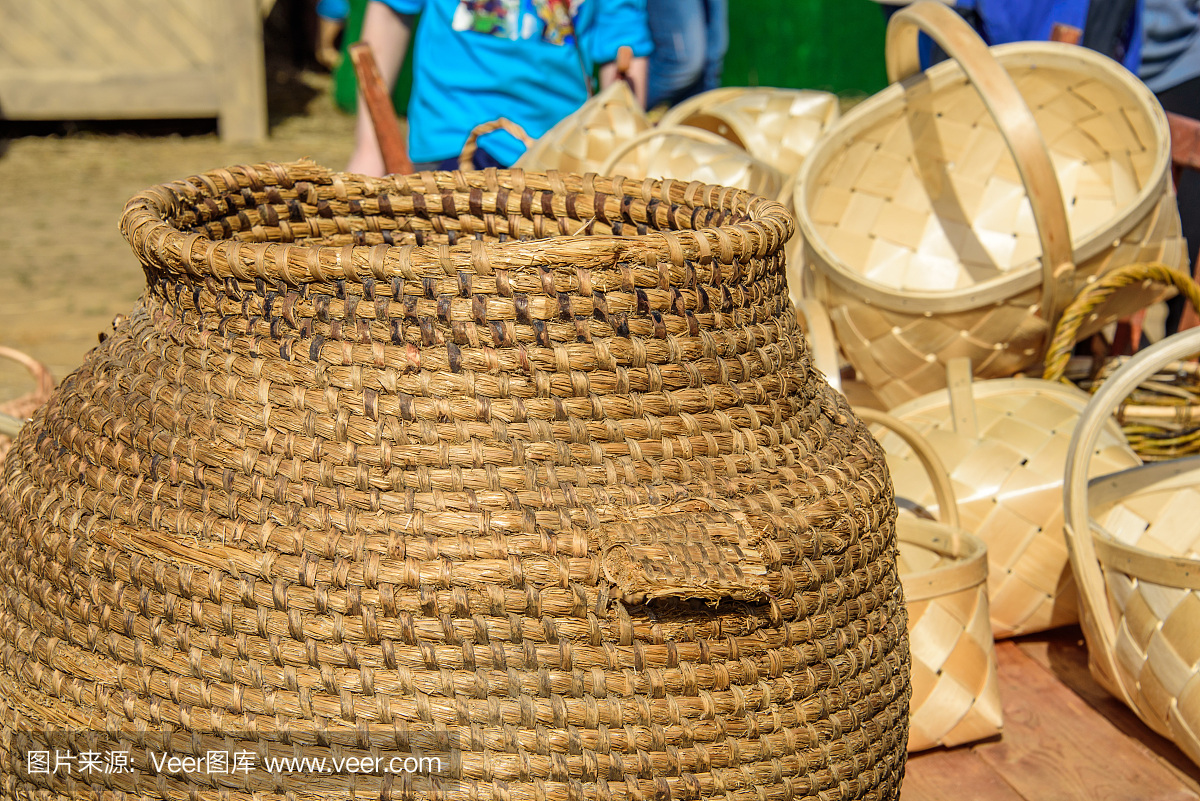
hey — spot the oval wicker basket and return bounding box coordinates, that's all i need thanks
[874,357,1141,638]
[514,80,651,174]
[795,1,1186,408]
[1065,327,1200,768]
[0,162,910,800]
[858,408,1000,752]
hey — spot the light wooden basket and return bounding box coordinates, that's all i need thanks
[1065,326,1200,767]
[659,87,840,178]
[795,1,1185,408]
[0,346,53,462]
[514,80,651,174]
[858,407,1002,752]
[874,357,1142,638]
[598,125,786,205]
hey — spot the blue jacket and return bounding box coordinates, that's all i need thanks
[376,0,652,164]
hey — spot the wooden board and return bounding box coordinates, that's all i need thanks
[0,0,265,142]
[903,637,1200,801]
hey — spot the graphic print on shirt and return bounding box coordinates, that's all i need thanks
[451,0,582,44]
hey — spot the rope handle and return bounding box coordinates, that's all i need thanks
[597,124,743,178]
[458,118,536,171]
[854,406,961,533]
[1042,262,1200,383]
[1063,325,1200,709]
[886,2,1074,338]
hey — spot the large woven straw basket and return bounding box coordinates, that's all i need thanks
[0,162,911,800]
[514,80,651,174]
[873,358,1141,638]
[796,1,1186,409]
[1066,326,1200,767]
[857,408,1001,752]
[1044,262,1200,462]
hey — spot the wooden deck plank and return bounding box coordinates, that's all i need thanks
[901,748,1024,801]
[1015,628,1200,795]
[902,638,1200,801]
[972,641,1198,801]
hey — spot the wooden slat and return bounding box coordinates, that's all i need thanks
[902,748,1024,801]
[972,641,1199,801]
[1016,628,1200,795]
[0,70,220,118]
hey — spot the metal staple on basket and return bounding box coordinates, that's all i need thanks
[0,162,911,800]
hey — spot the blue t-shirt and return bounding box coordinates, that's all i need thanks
[377,0,652,164]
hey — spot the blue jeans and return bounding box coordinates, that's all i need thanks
[646,0,728,109]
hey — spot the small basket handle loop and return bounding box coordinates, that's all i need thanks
[1042,262,1200,383]
[855,406,961,535]
[459,118,536,171]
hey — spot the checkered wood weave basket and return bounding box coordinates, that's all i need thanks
[874,358,1141,638]
[857,408,1001,752]
[598,125,786,207]
[795,1,1185,409]
[515,80,651,175]
[1066,327,1200,768]
[0,162,910,800]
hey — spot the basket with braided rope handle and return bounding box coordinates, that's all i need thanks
[1044,262,1200,460]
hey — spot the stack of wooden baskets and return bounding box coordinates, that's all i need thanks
[784,0,1200,765]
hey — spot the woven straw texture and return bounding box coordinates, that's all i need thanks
[797,2,1185,409]
[0,161,910,800]
[514,81,651,175]
[857,408,1000,752]
[874,361,1141,638]
[1044,262,1200,462]
[0,346,53,462]
[1066,328,1200,768]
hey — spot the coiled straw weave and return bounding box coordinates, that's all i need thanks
[0,162,909,800]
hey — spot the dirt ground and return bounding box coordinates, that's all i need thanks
[0,62,357,407]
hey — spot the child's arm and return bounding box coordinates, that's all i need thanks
[347,2,416,176]
[599,52,649,108]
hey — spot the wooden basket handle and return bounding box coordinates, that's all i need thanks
[855,406,961,533]
[1063,326,1200,707]
[886,2,1074,335]
[597,124,741,178]
[458,118,535,171]
[0,345,53,438]
[794,300,842,393]
[1042,262,1200,383]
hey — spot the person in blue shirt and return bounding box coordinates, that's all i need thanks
[347,0,651,175]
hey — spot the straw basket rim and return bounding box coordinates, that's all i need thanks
[120,163,796,287]
[794,40,1170,316]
